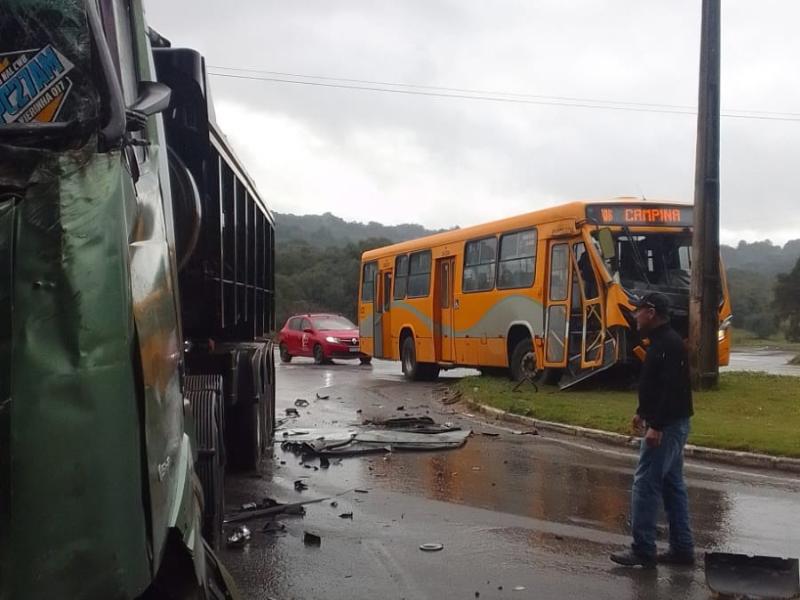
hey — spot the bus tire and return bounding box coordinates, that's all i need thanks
[279,343,292,363]
[188,380,224,551]
[401,336,439,381]
[509,338,538,382]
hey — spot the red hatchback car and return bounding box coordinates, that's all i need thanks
[278,313,371,365]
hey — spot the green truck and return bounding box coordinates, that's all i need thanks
[1,1,276,597]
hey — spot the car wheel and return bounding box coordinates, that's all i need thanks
[359,356,372,365]
[279,343,292,363]
[313,344,325,365]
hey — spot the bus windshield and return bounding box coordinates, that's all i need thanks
[595,231,692,290]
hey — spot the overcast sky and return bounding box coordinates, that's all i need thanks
[144,1,799,246]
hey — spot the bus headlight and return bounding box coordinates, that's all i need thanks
[718,315,732,341]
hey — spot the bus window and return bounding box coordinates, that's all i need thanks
[498,229,536,289]
[549,244,569,301]
[394,255,409,300]
[407,251,432,298]
[463,237,497,292]
[362,262,377,302]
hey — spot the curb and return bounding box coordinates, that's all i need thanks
[464,399,800,475]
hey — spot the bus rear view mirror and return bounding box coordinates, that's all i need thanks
[598,228,616,259]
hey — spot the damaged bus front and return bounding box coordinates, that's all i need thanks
[1,1,273,598]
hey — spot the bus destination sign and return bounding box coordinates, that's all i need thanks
[586,204,693,227]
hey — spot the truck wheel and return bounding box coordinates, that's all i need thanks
[230,400,261,471]
[313,344,325,365]
[187,378,225,551]
[510,338,538,382]
[279,343,292,363]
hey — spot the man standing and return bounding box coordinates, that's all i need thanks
[611,292,695,568]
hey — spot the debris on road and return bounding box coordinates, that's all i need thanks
[339,512,354,519]
[240,502,258,511]
[303,532,322,547]
[396,405,405,411]
[513,586,526,592]
[330,501,338,508]
[319,456,330,469]
[316,392,330,400]
[481,432,500,437]
[294,480,309,492]
[294,398,310,407]
[419,543,444,552]
[354,489,369,494]
[226,526,251,548]
[285,408,300,418]
[441,390,463,405]
[279,422,471,456]
[223,497,330,524]
[262,521,287,534]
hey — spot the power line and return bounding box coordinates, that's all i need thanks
[207,65,800,122]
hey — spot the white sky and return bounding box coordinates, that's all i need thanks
[144,0,800,246]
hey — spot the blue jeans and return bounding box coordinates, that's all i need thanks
[631,418,694,559]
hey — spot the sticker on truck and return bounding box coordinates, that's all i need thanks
[0,45,75,125]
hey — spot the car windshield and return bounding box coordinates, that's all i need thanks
[312,316,356,331]
[595,232,693,290]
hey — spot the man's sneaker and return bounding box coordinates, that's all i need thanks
[610,551,656,568]
[657,550,695,566]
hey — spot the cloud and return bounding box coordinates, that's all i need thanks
[146,0,800,241]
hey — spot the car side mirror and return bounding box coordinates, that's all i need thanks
[598,227,616,260]
[126,81,172,132]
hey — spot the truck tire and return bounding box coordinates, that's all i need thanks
[186,376,225,552]
[509,338,538,382]
[401,336,439,381]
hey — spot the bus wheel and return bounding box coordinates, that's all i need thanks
[401,336,439,381]
[510,338,538,382]
[279,343,292,363]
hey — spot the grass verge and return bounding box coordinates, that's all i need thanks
[731,328,800,353]
[455,371,800,458]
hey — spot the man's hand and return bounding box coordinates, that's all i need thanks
[645,427,663,448]
[631,414,645,435]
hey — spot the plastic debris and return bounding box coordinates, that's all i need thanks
[339,512,354,519]
[295,398,310,407]
[294,480,309,492]
[241,502,258,511]
[316,392,330,400]
[419,543,444,552]
[226,526,251,548]
[285,407,300,418]
[262,521,287,534]
[513,586,526,592]
[304,532,322,547]
[354,489,369,494]
[320,456,330,469]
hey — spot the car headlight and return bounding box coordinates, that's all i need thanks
[325,336,336,343]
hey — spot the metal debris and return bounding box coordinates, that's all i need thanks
[294,480,309,492]
[419,543,444,552]
[294,398,309,407]
[285,407,300,418]
[339,512,354,519]
[303,532,322,547]
[316,392,330,400]
[354,489,369,494]
[226,526,251,548]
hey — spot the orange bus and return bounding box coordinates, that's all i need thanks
[358,198,732,388]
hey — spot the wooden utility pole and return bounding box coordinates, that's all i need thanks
[690,0,721,390]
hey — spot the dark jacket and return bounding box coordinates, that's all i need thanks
[637,322,693,431]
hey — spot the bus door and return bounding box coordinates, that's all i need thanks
[373,270,392,359]
[571,242,605,369]
[543,242,570,369]
[434,257,455,362]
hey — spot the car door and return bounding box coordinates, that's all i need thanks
[286,317,301,354]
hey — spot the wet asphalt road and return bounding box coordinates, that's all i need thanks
[220,358,800,600]
[725,349,800,377]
